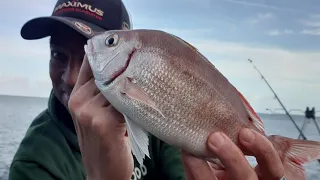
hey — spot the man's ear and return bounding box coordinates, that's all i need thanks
[122,22,130,30]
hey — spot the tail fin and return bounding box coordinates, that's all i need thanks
[268,135,320,180]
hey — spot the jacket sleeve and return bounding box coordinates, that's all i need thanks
[159,141,186,180]
[9,160,56,180]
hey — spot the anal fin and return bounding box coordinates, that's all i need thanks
[124,114,150,165]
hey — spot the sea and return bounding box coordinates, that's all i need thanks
[0,95,319,180]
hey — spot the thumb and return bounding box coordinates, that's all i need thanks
[206,132,256,179]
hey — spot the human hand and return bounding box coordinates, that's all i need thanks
[68,55,133,180]
[181,128,285,180]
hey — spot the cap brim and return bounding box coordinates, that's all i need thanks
[21,16,106,40]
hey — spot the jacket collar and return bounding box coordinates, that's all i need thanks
[47,90,80,152]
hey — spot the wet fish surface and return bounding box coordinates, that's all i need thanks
[84,29,320,180]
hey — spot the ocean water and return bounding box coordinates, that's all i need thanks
[0,95,319,180]
[0,95,48,180]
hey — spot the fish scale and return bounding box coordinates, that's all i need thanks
[121,52,241,156]
[135,71,199,145]
[85,29,320,180]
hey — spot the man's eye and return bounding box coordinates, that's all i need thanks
[51,51,68,62]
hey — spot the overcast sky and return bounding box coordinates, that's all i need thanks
[1,0,320,114]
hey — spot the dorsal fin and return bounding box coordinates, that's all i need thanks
[171,34,198,51]
[236,89,265,133]
[170,33,216,67]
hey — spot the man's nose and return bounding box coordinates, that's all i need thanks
[62,61,80,86]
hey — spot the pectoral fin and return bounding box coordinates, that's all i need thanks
[124,114,150,165]
[120,77,165,118]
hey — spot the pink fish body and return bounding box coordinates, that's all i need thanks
[84,29,320,180]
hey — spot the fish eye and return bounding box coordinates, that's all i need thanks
[105,34,119,47]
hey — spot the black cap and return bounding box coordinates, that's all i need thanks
[21,0,132,40]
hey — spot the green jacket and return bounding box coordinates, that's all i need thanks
[9,90,186,180]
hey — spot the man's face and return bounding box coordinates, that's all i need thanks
[49,25,87,108]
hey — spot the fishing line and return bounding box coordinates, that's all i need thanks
[247,59,308,140]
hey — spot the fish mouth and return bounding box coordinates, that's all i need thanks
[103,48,137,85]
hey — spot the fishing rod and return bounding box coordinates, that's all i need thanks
[247,59,320,166]
[247,59,308,140]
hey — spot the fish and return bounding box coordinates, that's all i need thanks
[84,29,320,180]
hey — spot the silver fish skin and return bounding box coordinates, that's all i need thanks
[85,29,320,180]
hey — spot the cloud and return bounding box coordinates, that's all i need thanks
[0,0,54,98]
[0,74,52,98]
[267,29,295,36]
[190,39,320,81]
[0,36,50,59]
[0,34,51,84]
[159,28,215,37]
[299,14,320,27]
[2,0,54,11]
[265,28,320,37]
[248,12,275,24]
[1,0,55,29]
[297,14,320,36]
[219,0,298,12]
[184,38,320,112]
[300,21,320,27]
[257,12,274,19]
[300,29,320,35]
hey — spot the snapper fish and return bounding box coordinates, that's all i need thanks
[84,29,320,180]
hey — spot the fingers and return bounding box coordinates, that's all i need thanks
[207,132,258,180]
[91,106,126,137]
[69,79,100,110]
[69,55,96,112]
[239,128,284,180]
[181,151,217,180]
[91,93,110,107]
[212,170,229,180]
[73,55,94,92]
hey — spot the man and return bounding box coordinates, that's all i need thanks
[9,0,285,179]
[9,0,184,179]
